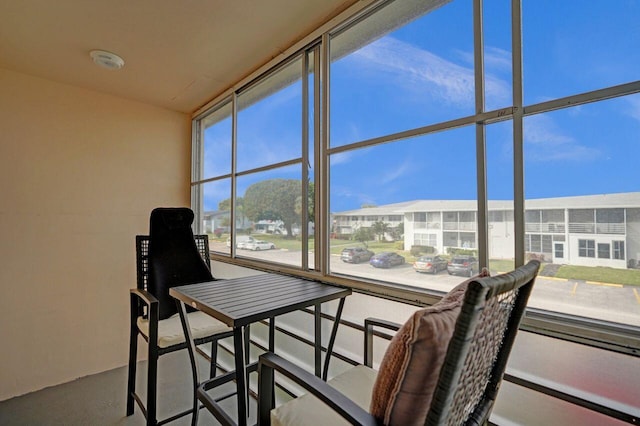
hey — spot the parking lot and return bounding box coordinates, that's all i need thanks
[211,242,640,327]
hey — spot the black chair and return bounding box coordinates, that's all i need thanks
[257,261,540,426]
[126,207,233,426]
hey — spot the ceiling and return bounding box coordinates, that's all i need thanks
[0,0,357,114]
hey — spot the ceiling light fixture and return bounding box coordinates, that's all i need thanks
[89,50,125,70]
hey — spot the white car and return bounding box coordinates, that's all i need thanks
[226,235,255,249]
[245,240,275,251]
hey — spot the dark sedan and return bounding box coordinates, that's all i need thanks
[369,252,406,268]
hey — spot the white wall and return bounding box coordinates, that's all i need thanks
[0,69,191,400]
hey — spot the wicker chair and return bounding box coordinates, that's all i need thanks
[257,260,540,426]
[126,207,233,426]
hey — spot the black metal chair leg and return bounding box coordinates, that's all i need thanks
[127,296,139,416]
[146,350,158,426]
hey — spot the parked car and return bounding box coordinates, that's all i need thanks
[413,255,448,274]
[245,240,275,251]
[341,247,375,263]
[226,235,255,248]
[447,255,479,277]
[369,252,405,268]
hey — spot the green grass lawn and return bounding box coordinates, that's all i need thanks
[553,265,640,286]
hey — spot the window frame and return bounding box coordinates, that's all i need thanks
[191,0,640,356]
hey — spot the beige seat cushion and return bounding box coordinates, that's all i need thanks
[369,269,489,425]
[271,365,378,426]
[137,311,231,348]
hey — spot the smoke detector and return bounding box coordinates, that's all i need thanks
[89,50,125,70]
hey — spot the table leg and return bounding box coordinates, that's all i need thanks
[323,297,346,381]
[268,317,275,352]
[176,301,200,426]
[233,326,247,426]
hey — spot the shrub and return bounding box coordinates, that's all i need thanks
[447,247,477,256]
[410,245,436,256]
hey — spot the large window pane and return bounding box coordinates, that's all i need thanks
[329,126,478,291]
[237,57,303,172]
[523,0,640,104]
[202,179,232,255]
[202,101,232,179]
[236,165,303,268]
[524,96,640,327]
[487,120,515,272]
[330,0,473,147]
[483,0,512,111]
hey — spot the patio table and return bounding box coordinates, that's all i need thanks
[170,272,351,426]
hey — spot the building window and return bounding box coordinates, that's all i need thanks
[579,240,596,258]
[613,241,625,260]
[597,243,611,259]
[414,233,436,247]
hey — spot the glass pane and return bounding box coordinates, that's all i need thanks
[523,0,640,104]
[237,57,303,172]
[236,164,303,268]
[202,178,231,255]
[202,101,232,179]
[329,126,478,291]
[330,0,473,147]
[487,120,515,273]
[483,0,513,111]
[524,95,640,327]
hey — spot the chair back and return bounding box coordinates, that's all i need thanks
[426,260,540,425]
[138,207,213,320]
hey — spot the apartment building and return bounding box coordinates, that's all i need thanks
[334,192,640,269]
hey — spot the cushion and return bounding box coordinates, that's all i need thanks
[271,365,378,426]
[369,269,490,425]
[147,207,214,320]
[137,311,231,348]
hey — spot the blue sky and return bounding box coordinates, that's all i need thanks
[203,0,640,214]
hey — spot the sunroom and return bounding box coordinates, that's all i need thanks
[1,0,638,425]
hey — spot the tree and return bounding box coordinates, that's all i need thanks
[218,197,241,212]
[391,222,404,240]
[352,227,374,248]
[218,197,245,230]
[371,220,390,242]
[295,181,315,223]
[243,179,301,238]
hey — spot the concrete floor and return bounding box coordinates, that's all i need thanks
[0,350,254,426]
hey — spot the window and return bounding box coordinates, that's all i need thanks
[613,241,625,260]
[414,233,437,247]
[598,243,611,259]
[192,0,640,351]
[579,240,596,258]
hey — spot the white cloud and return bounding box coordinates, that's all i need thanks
[380,159,413,184]
[351,37,510,107]
[625,95,640,122]
[524,115,600,162]
[330,151,353,166]
[353,37,475,106]
[484,46,512,72]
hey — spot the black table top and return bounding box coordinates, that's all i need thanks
[170,273,351,328]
